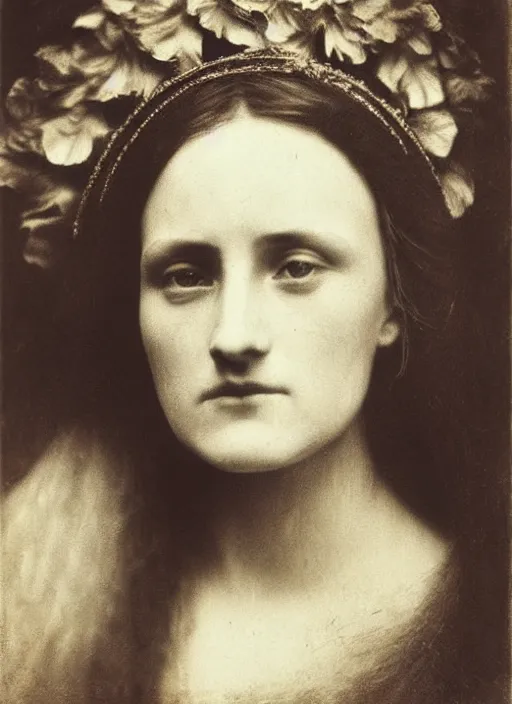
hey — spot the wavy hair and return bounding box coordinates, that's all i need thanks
[3,72,506,703]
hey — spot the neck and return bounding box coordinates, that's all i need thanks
[204,420,447,597]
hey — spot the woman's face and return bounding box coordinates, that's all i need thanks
[140,113,398,473]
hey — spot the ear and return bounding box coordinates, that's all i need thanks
[377,311,400,348]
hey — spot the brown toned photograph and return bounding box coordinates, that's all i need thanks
[1,1,510,702]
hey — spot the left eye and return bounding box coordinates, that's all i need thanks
[275,259,318,280]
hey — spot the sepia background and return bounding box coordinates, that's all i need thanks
[1,0,510,699]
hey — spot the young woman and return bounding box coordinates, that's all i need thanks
[2,3,509,704]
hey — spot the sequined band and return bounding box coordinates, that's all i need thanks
[74,50,442,238]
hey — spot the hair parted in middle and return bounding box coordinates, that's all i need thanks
[53,71,461,532]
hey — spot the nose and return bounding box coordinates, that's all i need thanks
[209,274,270,369]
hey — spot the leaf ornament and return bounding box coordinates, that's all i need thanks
[441,163,474,219]
[6,78,43,122]
[187,0,265,48]
[362,15,399,43]
[36,34,160,106]
[264,5,305,48]
[0,139,39,189]
[323,11,367,64]
[231,0,274,11]
[400,58,444,109]
[74,9,109,31]
[407,31,431,56]
[135,14,202,67]
[22,185,79,238]
[378,52,444,109]
[103,0,137,13]
[409,109,458,159]
[41,109,110,166]
[351,0,390,23]
[0,0,492,265]
[75,9,127,52]
[95,60,163,101]
[36,43,116,81]
[444,72,494,107]
[0,141,80,266]
[3,121,43,158]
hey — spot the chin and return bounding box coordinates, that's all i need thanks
[186,431,321,475]
[199,448,289,474]
[179,430,293,474]
[173,417,355,474]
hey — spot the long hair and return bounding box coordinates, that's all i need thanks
[3,73,508,703]
[71,72,460,528]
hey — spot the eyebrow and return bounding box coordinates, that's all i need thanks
[140,229,353,273]
[141,240,216,275]
[257,231,353,260]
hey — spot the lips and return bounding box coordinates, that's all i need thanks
[201,381,286,402]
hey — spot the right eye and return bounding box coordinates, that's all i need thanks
[163,264,214,290]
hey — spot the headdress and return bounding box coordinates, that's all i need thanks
[2,0,492,267]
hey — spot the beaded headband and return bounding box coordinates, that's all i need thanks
[1,0,492,267]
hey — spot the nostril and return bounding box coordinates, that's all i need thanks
[210,347,255,374]
[210,342,264,361]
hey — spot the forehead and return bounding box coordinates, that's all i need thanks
[142,114,381,251]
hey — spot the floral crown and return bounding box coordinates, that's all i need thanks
[2,0,492,267]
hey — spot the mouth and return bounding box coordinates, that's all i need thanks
[201,382,286,402]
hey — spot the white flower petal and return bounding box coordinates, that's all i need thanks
[188,0,264,48]
[352,0,390,23]
[4,123,43,156]
[150,25,203,62]
[438,49,456,69]
[102,0,135,15]
[301,0,329,9]
[156,0,185,8]
[135,10,203,63]
[59,84,96,110]
[377,52,408,93]
[265,5,300,43]
[421,3,442,32]
[226,21,265,47]
[441,166,474,218]
[36,45,74,76]
[42,112,109,166]
[95,65,134,99]
[43,131,93,165]
[23,234,54,268]
[22,185,78,231]
[6,78,37,120]
[232,0,273,11]
[400,60,444,109]
[407,32,432,56]
[365,16,398,43]
[324,23,366,64]
[73,10,107,30]
[410,109,458,158]
[187,0,202,13]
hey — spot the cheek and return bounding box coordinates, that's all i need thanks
[301,301,385,424]
[139,298,203,395]
[285,286,387,421]
[289,276,388,366]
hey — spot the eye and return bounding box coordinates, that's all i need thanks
[274,256,320,281]
[163,264,214,289]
